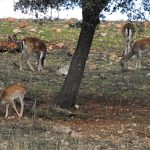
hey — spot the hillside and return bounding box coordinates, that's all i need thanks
[0,18,150,149]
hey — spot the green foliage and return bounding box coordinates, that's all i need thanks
[14,0,150,20]
[14,0,81,18]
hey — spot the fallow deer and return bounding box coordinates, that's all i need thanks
[0,83,26,118]
[20,37,47,71]
[122,22,136,55]
[0,33,22,52]
[0,41,20,52]
[120,37,150,71]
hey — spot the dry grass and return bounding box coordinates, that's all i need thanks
[0,19,150,149]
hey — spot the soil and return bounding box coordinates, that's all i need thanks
[0,53,150,150]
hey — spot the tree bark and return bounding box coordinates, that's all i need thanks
[53,0,109,108]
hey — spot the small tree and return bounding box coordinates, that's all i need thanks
[53,0,109,108]
[14,0,150,108]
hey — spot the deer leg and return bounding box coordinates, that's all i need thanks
[124,38,129,56]
[124,40,131,55]
[5,104,9,118]
[19,96,24,117]
[20,45,28,70]
[38,51,44,71]
[26,54,35,71]
[20,54,24,70]
[136,59,141,69]
[20,52,28,71]
[124,45,128,55]
[12,100,20,117]
[41,54,46,69]
[27,60,35,71]
[136,50,142,69]
[38,60,43,71]
[127,42,131,54]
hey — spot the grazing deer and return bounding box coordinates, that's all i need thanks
[120,37,150,71]
[0,33,22,52]
[20,37,47,71]
[0,83,26,118]
[0,41,20,52]
[122,22,136,55]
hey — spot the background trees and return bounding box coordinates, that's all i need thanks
[14,0,150,108]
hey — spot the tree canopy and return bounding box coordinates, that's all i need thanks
[14,0,150,20]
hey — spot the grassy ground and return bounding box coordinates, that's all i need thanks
[0,18,150,149]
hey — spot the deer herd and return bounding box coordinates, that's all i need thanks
[120,22,150,71]
[0,21,149,118]
[0,34,47,118]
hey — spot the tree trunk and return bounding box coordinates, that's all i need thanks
[53,0,108,108]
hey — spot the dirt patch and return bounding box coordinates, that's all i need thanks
[0,98,149,150]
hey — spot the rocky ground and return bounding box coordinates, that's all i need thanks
[0,18,150,149]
